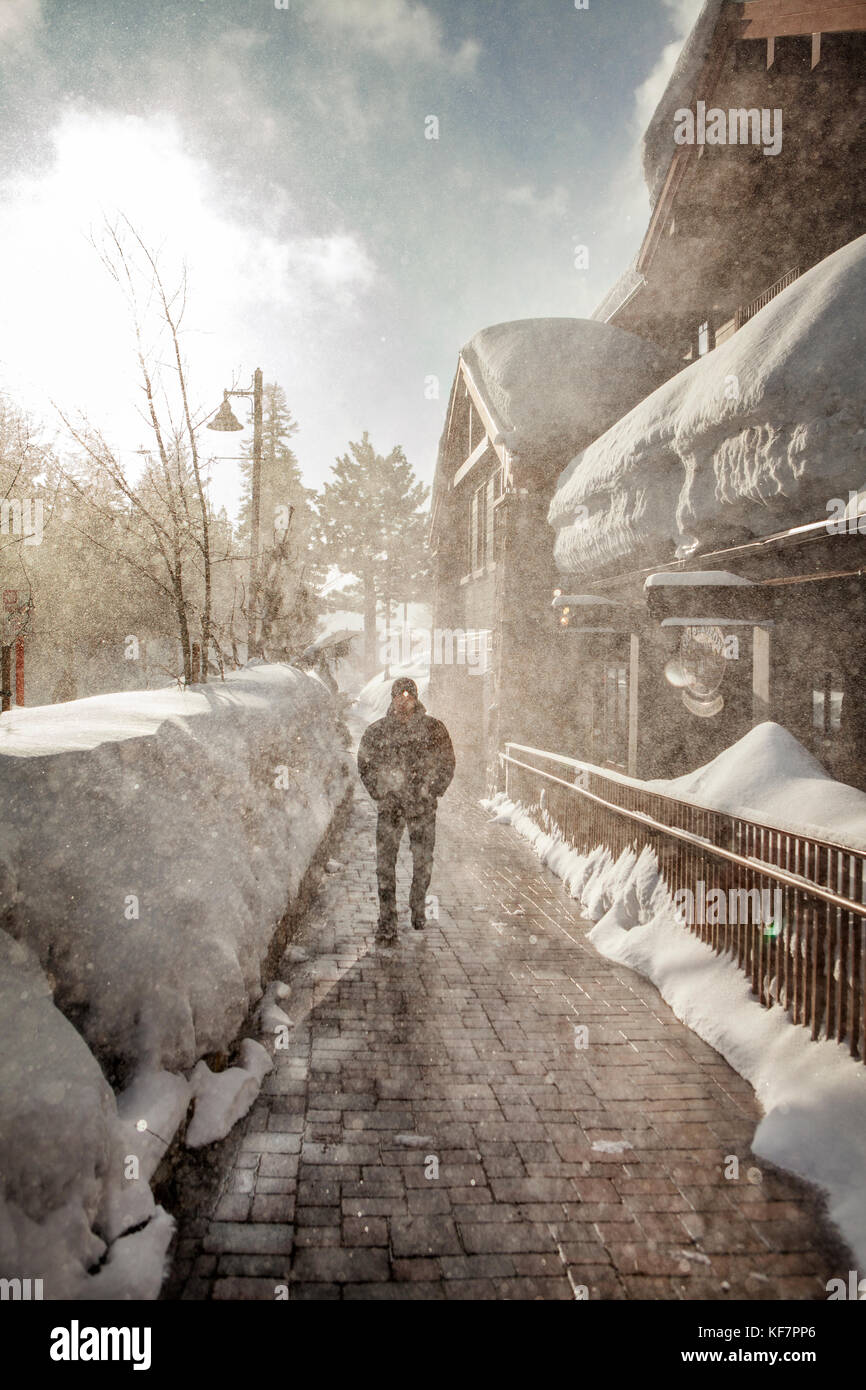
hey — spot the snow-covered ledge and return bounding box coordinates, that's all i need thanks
[549,234,866,575]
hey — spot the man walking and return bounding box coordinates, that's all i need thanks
[357,677,455,942]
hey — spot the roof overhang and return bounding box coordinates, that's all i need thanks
[645,570,775,623]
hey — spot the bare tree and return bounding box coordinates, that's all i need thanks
[52,217,221,684]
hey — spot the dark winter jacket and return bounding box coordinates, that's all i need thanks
[357,700,455,816]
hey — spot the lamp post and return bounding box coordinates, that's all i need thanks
[208,368,263,660]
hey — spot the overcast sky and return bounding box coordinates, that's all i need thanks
[0,0,702,514]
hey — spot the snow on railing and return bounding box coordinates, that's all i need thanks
[502,742,866,1064]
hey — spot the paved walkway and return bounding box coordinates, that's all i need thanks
[168,783,849,1300]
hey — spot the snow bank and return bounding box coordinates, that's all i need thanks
[0,664,350,1296]
[550,235,866,574]
[484,774,866,1270]
[0,929,173,1299]
[460,318,672,461]
[649,721,866,851]
[0,664,350,1076]
[351,659,431,727]
[186,1039,272,1149]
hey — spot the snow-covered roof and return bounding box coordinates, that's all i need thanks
[644,571,753,588]
[591,1,730,321]
[642,0,730,208]
[458,317,672,463]
[552,593,626,609]
[549,234,866,576]
[591,264,646,325]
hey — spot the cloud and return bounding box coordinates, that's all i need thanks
[502,182,570,223]
[632,0,704,135]
[0,109,375,461]
[305,0,480,74]
[0,0,43,53]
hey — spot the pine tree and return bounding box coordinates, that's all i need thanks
[238,383,323,660]
[316,432,430,676]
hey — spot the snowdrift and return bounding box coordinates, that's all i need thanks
[0,929,129,1297]
[0,664,350,1296]
[649,720,866,851]
[351,659,431,727]
[550,235,866,574]
[483,722,866,1271]
[0,664,350,1075]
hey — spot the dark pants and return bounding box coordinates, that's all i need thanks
[376,799,436,927]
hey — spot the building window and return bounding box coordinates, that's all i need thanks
[467,466,503,575]
[469,485,482,573]
[603,663,628,768]
[812,672,843,739]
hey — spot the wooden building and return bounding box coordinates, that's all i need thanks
[430,0,866,792]
[547,0,866,787]
[428,320,671,788]
[596,0,866,365]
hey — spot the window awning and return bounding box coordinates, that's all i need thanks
[644,570,774,623]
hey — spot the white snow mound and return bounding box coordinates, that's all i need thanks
[649,721,866,850]
[551,235,866,573]
[0,664,351,1075]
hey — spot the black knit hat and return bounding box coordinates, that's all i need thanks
[391,676,418,700]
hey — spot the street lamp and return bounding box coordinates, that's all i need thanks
[208,368,263,660]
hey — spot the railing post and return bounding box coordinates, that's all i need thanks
[497,742,866,1063]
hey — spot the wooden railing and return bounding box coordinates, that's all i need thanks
[503,743,866,1061]
[735,267,800,329]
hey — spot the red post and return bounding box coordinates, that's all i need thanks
[15,637,24,706]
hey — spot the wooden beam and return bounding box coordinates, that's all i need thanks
[452,435,490,488]
[636,148,693,275]
[738,1,866,40]
[456,357,512,475]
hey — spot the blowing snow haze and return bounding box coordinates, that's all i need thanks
[0,0,701,510]
[3,0,866,1343]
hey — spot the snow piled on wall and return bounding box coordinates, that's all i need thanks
[460,318,673,462]
[351,659,431,727]
[550,235,866,575]
[0,665,350,1297]
[0,664,350,1076]
[483,790,866,1272]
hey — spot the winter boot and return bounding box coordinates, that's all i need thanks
[376,914,398,944]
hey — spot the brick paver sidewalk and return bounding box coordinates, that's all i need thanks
[169,783,849,1300]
